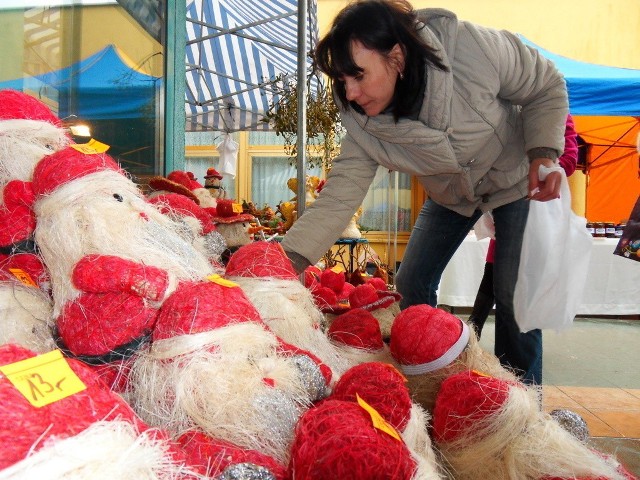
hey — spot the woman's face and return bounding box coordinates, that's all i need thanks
[341,40,402,116]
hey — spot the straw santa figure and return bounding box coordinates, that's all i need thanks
[389,304,520,413]
[432,370,634,480]
[0,343,194,478]
[129,276,332,464]
[225,241,352,379]
[203,167,225,200]
[31,146,215,390]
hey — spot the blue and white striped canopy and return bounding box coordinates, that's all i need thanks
[185,0,318,132]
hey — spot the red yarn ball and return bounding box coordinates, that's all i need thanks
[289,399,417,480]
[432,370,511,443]
[331,362,412,431]
[390,304,463,366]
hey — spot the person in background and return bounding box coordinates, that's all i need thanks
[468,114,579,338]
[281,0,569,385]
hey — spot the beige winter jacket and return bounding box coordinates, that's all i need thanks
[282,8,568,267]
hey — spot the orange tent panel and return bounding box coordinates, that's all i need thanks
[573,116,640,223]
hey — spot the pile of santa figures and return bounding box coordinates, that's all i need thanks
[0,89,635,480]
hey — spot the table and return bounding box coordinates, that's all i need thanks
[323,238,370,273]
[437,236,639,316]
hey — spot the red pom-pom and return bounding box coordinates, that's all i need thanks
[367,277,387,290]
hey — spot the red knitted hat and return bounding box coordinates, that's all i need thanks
[348,283,397,312]
[432,370,512,443]
[0,89,62,126]
[225,241,298,280]
[389,304,471,376]
[331,362,412,431]
[211,199,255,224]
[32,147,123,197]
[167,170,204,190]
[147,175,200,204]
[328,308,384,351]
[152,279,264,341]
[204,167,223,180]
[148,193,216,234]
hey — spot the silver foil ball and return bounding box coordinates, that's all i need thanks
[217,462,276,480]
[549,408,590,443]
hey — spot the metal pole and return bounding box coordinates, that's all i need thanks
[295,0,308,216]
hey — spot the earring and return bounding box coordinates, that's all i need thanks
[399,71,404,80]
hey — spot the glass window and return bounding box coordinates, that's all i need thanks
[360,167,412,232]
[251,155,322,208]
[0,1,163,180]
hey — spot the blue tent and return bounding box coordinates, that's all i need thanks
[519,36,640,117]
[0,45,160,120]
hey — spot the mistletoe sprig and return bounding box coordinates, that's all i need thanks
[263,68,344,169]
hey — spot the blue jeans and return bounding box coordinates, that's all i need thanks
[395,197,542,385]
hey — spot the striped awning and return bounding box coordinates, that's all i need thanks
[185,0,318,132]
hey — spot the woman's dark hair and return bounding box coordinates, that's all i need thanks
[314,0,448,120]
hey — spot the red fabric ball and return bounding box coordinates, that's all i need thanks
[349,283,379,308]
[331,362,412,431]
[367,277,387,290]
[432,370,511,443]
[289,399,417,479]
[328,308,384,350]
[390,304,463,366]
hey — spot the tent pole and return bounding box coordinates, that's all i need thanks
[296,0,308,217]
[164,0,186,173]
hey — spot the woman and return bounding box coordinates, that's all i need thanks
[281,0,569,385]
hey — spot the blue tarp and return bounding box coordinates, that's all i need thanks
[0,45,160,120]
[519,35,640,117]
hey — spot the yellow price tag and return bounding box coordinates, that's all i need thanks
[231,203,244,214]
[356,393,402,441]
[330,265,345,274]
[70,139,110,154]
[206,274,238,288]
[0,350,86,408]
[8,268,37,288]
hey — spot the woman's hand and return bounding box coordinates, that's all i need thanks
[528,158,563,202]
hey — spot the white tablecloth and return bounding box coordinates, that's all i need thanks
[437,236,640,316]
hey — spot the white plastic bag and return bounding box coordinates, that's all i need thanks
[473,211,495,240]
[513,165,593,332]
